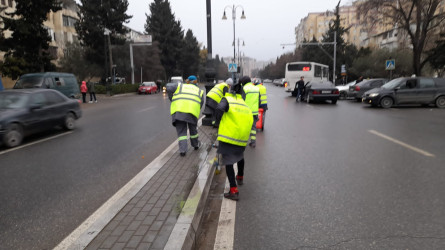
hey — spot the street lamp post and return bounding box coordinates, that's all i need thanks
[104,28,113,85]
[236,38,245,66]
[222,5,246,82]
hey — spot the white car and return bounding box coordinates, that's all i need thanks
[336,80,356,100]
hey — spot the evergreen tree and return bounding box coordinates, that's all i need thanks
[427,33,445,76]
[145,0,184,79]
[179,29,200,77]
[0,0,61,79]
[76,0,131,67]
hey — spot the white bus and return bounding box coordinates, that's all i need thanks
[284,62,330,92]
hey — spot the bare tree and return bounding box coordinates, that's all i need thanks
[358,0,445,76]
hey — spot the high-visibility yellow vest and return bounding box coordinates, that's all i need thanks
[217,94,253,147]
[243,82,260,115]
[258,84,268,105]
[207,83,228,103]
[171,83,203,119]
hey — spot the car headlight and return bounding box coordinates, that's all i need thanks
[369,93,379,97]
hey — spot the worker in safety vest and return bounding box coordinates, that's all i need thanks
[206,78,233,127]
[168,75,205,156]
[254,79,268,110]
[215,79,253,201]
[240,76,260,148]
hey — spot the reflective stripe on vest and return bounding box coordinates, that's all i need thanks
[217,94,253,147]
[258,84,268,105]
[207,83,228,103]
[243,83,260,115]
[171,83,203,119]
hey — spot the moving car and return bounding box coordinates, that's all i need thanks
[349,78,388,102]
[138,81,158,94]
[362,77,445,108]
[13,72,81,100]
[0,89,82,148]
[170,76,184,84]
[302,81,339,104]
[273,78,286,87]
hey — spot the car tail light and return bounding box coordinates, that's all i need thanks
[355,86,360,91]
[333,90,339,94]
[284,82,288,88]
[312,90,320,95]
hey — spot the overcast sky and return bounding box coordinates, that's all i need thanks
[79,0,353,62]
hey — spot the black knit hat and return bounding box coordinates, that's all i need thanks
[239,76,251,85]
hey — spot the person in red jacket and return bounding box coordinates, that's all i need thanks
[80,81,88,103]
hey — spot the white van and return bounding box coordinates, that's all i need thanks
[170,76,184,84]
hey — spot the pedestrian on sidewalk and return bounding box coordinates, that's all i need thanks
[88,81,97,103]
[215,79,253,201]
[80,81,88,103]
[240,76,260,148]
[296,76,305,102]
[167,75,205,157]
[206,78,232,128]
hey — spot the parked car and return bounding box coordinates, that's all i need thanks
[349,78,388,102]
[13,72,81,100]
[362,77,445,108]
[336,80,356,100]
[302,81,339,104]
[0,89,82,148]
[138,82,158,94]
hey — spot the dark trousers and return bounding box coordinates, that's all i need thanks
[226,159,245,188]
[175,120,199,153]
[297,88,304,100]
[89,92,97,101]
[82,93,86,103]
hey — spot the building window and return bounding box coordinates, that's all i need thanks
[62,15,77,27]
[1,0,5,6]
[8,0,12,7]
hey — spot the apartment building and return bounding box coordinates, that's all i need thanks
[295,0,445,51]
[295,3,367,49]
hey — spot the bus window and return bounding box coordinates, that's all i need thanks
[323,68,329,79]
[314,65,322,77]
[287,64,311,71]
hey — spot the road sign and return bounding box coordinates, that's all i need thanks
[228,63,238,73]
[386,59,395,70]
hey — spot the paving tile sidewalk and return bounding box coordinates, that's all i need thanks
[84,125,217,250]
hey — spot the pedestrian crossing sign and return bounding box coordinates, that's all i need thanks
[228,63,238,73]
[386,59,395,70]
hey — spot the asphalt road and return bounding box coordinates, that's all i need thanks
[0,92,177,250]
[231,83,445,249]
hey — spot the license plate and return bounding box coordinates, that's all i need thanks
[322,91,331,94]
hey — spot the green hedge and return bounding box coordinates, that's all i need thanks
[95,84,139,95]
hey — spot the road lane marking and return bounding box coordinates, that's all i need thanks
[137,106,156,113]
[0,132,73,156]
[368,130,435,157]
[214,167,237,250]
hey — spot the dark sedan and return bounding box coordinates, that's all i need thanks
[302,81,339,104]
[349,78,388,102]
[0,89,82,148]
[362,77,445,108]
